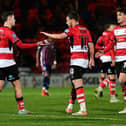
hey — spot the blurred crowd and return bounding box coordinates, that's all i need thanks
[0,0,126,73]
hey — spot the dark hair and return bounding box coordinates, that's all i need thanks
[67,11,79,21]
[1,11,14,23]
[104,23,116,30]
[117,5,126,14]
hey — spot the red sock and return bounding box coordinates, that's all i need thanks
[76,87,85,104]
[109,80,116,95]
[122,85,126,104]
[69,88,76,104]
[99,77,105,83]
[100,78,109,88]
[17,99,24,111]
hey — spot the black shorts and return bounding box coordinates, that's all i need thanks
[100,62,116,74]
[69,65,86,80]
[0,65,19,81]
[116,61,126,78]
[42,64,52,74]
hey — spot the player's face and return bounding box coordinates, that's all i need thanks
[117,11,126,24]
[11,15,16,26]
[8,15,16,26]
[66,16,72,28]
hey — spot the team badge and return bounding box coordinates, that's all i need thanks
[12,33,17,39]
[64,29,69,33]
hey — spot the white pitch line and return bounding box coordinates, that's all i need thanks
[8,113,124,121]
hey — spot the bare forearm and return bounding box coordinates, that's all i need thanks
[41,32,67,39]
[89,43,94,59]
[36,51,40,64]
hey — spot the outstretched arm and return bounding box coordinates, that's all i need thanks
[15,40,44,49]
[41,32,67,39]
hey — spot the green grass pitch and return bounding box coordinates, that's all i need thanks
[0,87,126,126]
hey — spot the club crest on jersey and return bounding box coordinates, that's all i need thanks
[12,33,17,39]
[64,29,69,33]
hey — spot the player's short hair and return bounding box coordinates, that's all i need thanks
[67,11,79,21]
[104,23,116,30]
[117,5,126,14]
[1,11,14,23]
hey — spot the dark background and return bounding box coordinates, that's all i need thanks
[0,0,125,73]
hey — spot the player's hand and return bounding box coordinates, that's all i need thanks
[98,50,104,53]
[37,41,48,46]
[89,58,95,69]
[37,41,43,45]
[95,51,103,58]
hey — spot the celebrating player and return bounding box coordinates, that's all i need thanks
[95,23,119,103]
[0,10,43,115]
[112,5,126,113]
[41,11,95,115]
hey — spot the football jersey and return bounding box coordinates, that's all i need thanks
[0,27,20,67]
[113,25,126,62]
[0,27,38,68]
[64,25,93,68]
[95,31,115,63]
[95,36,104,51]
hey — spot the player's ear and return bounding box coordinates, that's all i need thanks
[7,16,11,21]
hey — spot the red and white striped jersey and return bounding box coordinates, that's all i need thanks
[0,27,38,68]
[0,27,19,67]
[95,31,115,63]
[64,25,93,68]
[113,25,126,62]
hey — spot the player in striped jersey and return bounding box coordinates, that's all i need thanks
[0,11,43,115]
[41,11,95,115]
[95,23,119,103]
[112,5,126,113]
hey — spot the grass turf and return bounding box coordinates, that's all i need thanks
[0,87,126,126]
